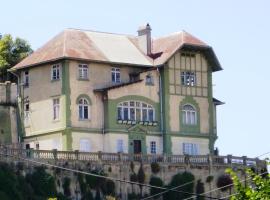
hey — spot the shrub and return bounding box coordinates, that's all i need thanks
[165,171,195,200]
[62,177,71,196]
[137,164,145,197]
[151,162,161,174]
[206,175,214,183]
[216,174,233,191]
[149,176,164,199]
[196,179,205,200]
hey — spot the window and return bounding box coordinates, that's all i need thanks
[182,105,197,125]
[117,101,155,121]
[150,141,156,154]
[116,139,124,153]
[52,139,61,150]
[24,102,30,124]
[78,64,88,79]
[112,67,121,83]
[145,74,154,85]
[183,143,199,155]
[78,98,89,120]
[53,98,60,120]
[24,71,29,87]
[79,139,91,152]
[51,64,60,80]
[181,71,196,86]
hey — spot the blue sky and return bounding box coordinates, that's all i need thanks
[1,0,270,158]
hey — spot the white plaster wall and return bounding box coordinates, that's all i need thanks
[171,137,209,155]
[104,133,129,153]
[71,132,103,152]
[24,133,63,150]
[146,135,163,154]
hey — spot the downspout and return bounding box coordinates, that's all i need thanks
[8,70,21,143]
[157,67,165,153]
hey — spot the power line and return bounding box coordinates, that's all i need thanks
[0,152,222,200]
[146,151,270,200]
[183,170,269,200]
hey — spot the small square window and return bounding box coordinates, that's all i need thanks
[181,71,196,86]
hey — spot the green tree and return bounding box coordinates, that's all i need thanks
[137,164,146,198]
[149,176,164,199]
[0,34,32,81]
[226,168,270,200]
[165,171,195,200]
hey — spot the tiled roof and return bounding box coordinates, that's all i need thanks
[12,28,221,71]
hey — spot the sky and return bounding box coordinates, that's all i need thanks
[1,0,270,159]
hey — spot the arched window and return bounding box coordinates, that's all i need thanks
[78,98,89,120]
[182,104,197,125]
[117,101,155,121]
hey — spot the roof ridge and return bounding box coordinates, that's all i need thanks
[66,28,137,38]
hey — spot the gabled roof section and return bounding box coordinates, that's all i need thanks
[12,28,222,71]
[152,31,222,71]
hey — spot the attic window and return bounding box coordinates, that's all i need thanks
[181,52,195,57]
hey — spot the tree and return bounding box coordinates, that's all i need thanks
[196,179,205,200]
[149,176,164,199]
[137,164,146,197]
[0,34,32,81]
[165,171,195,200]
[226,168,270,200]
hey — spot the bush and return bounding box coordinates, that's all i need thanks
[151,162,161,174]
[149,176,164,199]
[196,179,205,200]
[165,171,195,200]
[216,174,233,191]
[103,180,115,196]
[62,177,71,196]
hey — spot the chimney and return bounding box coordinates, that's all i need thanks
[137,23,152,55]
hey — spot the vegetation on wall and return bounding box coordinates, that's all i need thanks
[195,179,205,200]
[226,168,270,200]
[164,171,195,200]
[149,176,164,199]
[151,162,161,174]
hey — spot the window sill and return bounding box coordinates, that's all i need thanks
[51,79,60,82]
[52,119,60,123]
[79,118,91,121]
[77,78,89,81]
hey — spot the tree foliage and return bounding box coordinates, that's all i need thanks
[226,168,270,200]
[165,171,195,200]
[149,176,164,199]
[0,34,32,81]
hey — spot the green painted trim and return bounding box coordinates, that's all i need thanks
[179,96,201,133]
[207,69,215,153]
[161,65,172,154]
[71,127,102,133]
[76,94,92,105]
[62,128,72,150]
[23,128,65,139]
[104,95,160,132]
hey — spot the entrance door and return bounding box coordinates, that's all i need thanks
[133,140,142,154]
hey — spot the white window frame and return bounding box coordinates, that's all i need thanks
[78,98,90,120]
[181,71,196,86]
[53,98,60,120]
[51,64,61,80]
[183,143,199,155]
[78,64,89,80]
[150,141,157,154]
[116,139,124,153]
[24,71,29,87]
[117,101,155,121]
[79,139,91,152]
[182,104,197,125]
[112,67,121,83]
[24,102,30,125]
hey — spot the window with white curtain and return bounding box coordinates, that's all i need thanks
[79,139,91,152]
[183,143,199,155]
[116,139,124,153]
[182,104,197,125]
[117,101,155,121]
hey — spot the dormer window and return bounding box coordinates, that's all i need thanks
[112,67,121,83]
[181,71,196,86]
